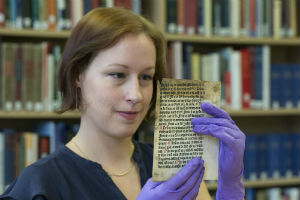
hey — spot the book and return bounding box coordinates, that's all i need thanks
[0,131,4,193]
[166,0,177,33]
[241,48,251,109]
[244,134,257,180]
[24,132,38,167]
[184,0,197,34]
[1,43,16,111]
[230,50,241,110]
[171,41,183,79]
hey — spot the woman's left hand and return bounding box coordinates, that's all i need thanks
[191,102,245,200]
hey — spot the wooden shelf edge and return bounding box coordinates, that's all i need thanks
[227,108,300,117]
[0,111,81,119]
[0,28,70,39]
[0,109,299,119]
[206,177,300,190]
[165,33,300,46]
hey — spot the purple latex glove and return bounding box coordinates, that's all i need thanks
[137,157,205,200]
[191,102,245,200]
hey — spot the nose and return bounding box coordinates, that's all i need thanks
[126,77,143,105]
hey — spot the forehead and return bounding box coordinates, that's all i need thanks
[90,33,156,67]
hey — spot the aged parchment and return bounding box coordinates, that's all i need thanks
[152,78,220,181]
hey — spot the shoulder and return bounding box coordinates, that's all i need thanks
[0,147,70,200]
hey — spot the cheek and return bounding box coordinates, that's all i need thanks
[143,86,153,105]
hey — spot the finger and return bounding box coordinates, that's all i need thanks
[191,117,239,131]
[168,160,204,198]
[165,157,202,190]
[193,125,242,149]
[201,102,234,123]
[193,124,244,140]
[182,165,205,200]
[145,178,162,189]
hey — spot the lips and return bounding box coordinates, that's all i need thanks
[117,111,139,120]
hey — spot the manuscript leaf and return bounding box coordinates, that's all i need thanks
[152,78,221,181]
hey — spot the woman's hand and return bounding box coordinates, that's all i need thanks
[137,157,205,200]
[191,102,245,200]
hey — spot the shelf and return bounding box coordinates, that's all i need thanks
[226,108,300,117]
[165,34,300,46]
[0,28,70,39]
[206,177,300,190]
[1,29,299,46]
[0,109,298,119]
[0,111,81,119]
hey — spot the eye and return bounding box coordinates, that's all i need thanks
[109,72,126,79]
[140,74,153,81]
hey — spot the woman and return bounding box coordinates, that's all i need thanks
[0,7,245,200]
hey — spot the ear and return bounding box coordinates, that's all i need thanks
[75,74,82,88]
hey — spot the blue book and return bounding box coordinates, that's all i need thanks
[253,47,263,107]
[83,0,91,14]
[246,188,255,200]
[290,64,300,107]
[243,134,257,180]
[197,0,204,34]
[266,134,281,179]
[257,134,268,179]
[182,43,193,79]
[280,65,293,108]
[291,133,300,177]
[280,134,293,177]
[3,129,15,188]
[270,64,281,108]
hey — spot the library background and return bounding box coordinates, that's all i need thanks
[0,0,299,199]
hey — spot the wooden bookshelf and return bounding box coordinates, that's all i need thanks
[0,108,298,119]
[0,28,70,39]
[165,34,300,46]
[206,177,300,190]
[1,29,299,46]
[0,111,81,119]
[227,108,300,117]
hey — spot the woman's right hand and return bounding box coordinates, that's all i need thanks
[137,157,205,200]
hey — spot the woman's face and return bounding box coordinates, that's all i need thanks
[78,33,156,139]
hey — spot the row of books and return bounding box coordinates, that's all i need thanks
[0,122,79,193]
[244,133,300,181]
[0,0,141,31]
[166,0,299,38]
[167,42,300,110]
[245,187,299,200]
[0,42,62,112]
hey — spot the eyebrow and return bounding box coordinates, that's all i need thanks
[108,63,155,70]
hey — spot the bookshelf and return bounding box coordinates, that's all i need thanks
[0,29,70,39]
[206,177,300,190]
[144,0,300,194]
[0,0,299,197]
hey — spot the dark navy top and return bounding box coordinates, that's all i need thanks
[0,140,153,200]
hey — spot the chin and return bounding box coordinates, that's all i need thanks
[110,124,139,139]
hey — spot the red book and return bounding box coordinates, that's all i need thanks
[48,0,56,30]
[39,136,50,158]
[184,0,197,34]
[177,0,184,33]
[167,45,173,78]
[241,49,251,109]
[0,0,5,27]
[249,0,256,36]
[114,0,131,10]
[91,0,100,9]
